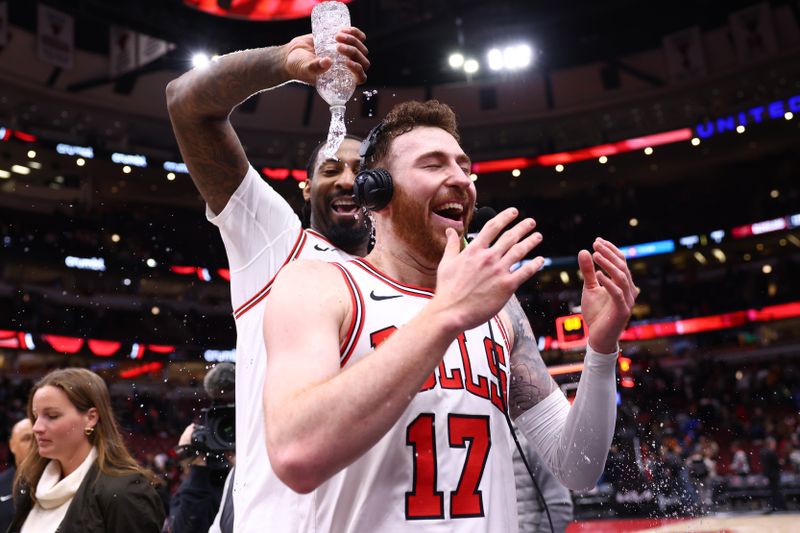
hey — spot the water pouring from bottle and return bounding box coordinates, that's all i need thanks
[311,1,356,159]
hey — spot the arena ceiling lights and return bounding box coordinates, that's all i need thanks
[487,43,534,71]
[449,43,535,76]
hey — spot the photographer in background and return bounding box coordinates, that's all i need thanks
[165,363,235,533]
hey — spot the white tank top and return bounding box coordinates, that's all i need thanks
[304,258,519,532]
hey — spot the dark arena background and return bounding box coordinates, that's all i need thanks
[1,0,800,531]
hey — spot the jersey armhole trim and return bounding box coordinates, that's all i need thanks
[331,263,365,367]
[232,231,307,319]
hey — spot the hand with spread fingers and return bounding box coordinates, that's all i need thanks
[284,27,370,85]
[578,238,638,354]
[433,208,545,333]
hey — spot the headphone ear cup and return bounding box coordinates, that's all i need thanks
[353,168,393,211]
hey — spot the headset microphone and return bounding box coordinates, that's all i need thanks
[468,206,497,233]
[353,121,394,211]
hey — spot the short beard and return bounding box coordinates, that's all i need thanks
[391,186,445,265]
[326,219,370,254]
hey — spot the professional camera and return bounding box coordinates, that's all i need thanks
[175,363,236,468]
[192,404,235,453]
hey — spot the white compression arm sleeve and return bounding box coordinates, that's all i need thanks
[515,346,618,491]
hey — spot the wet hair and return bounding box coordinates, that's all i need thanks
[15,368,155,503]
[304,134,363,182]
[363,100,460,170]
[301,134,363,228]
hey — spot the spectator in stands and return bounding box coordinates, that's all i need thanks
[786,432,800,473]
[652,439,698,516]
[729,440,750,477]
[685,443,714,512]
[7,368,164,532]
[0,418,33,532]
[760,436,787,512]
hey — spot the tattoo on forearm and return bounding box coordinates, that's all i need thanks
[507,296,559,419]
[167,47,288,213]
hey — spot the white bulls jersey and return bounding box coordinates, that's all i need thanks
[305,258,519,532]
[207,165,354,532]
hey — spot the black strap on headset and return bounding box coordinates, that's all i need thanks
[353,121,393,211]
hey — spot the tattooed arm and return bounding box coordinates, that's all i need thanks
[502,293,617,490]
[503,240,635,490]
[165,29,369,214]
[504,295,559,420]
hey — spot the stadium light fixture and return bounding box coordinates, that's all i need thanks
[448,53,464,69]
[463,58,479,74]
[487,49,503,71]
[487,44,534,71]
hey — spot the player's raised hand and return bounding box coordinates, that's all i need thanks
[578,238,637,354]
[283,27,369,85]
[433,208,544,332]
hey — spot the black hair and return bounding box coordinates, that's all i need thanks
[301,134,363,228]
[304,134,363,182]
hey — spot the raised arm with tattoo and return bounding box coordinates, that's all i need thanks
[506,295,559,419]
[508,238,637,491]
[165,29,369,214]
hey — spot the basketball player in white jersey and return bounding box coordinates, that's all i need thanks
[263,100,638,531]
[166,27,371,532]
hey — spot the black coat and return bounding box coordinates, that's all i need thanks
[6,462,164,533]
[0,467,16,533]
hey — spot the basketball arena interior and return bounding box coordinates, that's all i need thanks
[1,1,799,531]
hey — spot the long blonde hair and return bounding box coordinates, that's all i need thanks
[14,368,154,503]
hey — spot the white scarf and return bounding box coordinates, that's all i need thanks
[21,447,97,533]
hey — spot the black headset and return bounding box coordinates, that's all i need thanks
[353,121,394,211]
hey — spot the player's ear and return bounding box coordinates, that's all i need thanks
[302,180,312,202]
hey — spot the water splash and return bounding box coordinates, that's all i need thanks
[323,105,347,160]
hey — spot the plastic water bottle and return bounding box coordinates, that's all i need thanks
[311,1,356,158]
[311,1,356,107]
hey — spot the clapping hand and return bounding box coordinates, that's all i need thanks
[578,238,637,354]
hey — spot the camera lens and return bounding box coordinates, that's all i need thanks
[215,412,235,446]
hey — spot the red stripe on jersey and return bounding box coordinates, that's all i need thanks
[492,315,511,350]
[305,228,337,247]
[232,230,307,319]
[332,263,364,367]
[350,258,434,298]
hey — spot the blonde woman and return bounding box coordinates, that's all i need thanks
[8,368,164,533]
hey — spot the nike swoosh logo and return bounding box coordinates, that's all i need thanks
[314,244,331,252]
[370,290,401,301]
[0,494,12,502]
